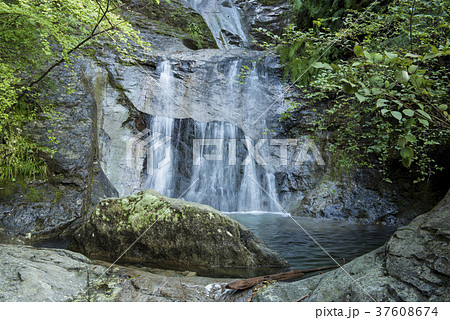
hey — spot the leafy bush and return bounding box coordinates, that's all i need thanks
[260,0,450,182]
[0,0,147,181]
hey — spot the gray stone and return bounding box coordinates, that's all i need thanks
[0,59,116,241]
[0,244,246,302]
[235,0,292,48]
[69,189,289,277]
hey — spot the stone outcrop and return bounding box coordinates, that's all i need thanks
[69,189,289,277]
[235,0,292,47]
[253,189,450,301]
[0,60,119,242]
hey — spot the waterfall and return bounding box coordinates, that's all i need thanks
[185,0,250,49]
[100,2,286,213]
[142,62,175,196]
[133,58,281,212]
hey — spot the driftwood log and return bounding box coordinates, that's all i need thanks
[225,265,339,290]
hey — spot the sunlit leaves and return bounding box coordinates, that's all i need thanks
[353,44,363,57]
[271,0,450,181]
[0,0,149,181]
[394,70,410,84]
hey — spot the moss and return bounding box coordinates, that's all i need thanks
[0,180,19,200]
[123,0,217,49]
[25,187,43,203]
[52,189,63,204]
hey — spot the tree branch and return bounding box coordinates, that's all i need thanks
[19,0,123,97]
[24,24,120,91]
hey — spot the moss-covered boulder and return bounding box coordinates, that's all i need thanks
[69,190,289,277]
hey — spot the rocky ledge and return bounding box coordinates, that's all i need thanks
[69,189,289,277]
[0,244,252,302]
[253,189,450,302]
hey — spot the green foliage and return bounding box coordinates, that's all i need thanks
[187,22,203,49]
[0,0,148,182]
[266,0,450,182]
[291,0,376,30]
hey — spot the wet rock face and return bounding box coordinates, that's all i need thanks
[253,190,450,302]
[69,189,289,277]
[0,60,118,242]
[235,0,292,47]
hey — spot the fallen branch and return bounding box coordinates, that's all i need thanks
[225,265,339,291]
[296,293,309,302]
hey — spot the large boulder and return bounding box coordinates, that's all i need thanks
[69,190,289,277]
[254,189,450,302]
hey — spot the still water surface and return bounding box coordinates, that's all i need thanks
[227,212,397,270]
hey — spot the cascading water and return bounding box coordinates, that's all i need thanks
[142,62,175,195]
[185,0,250,48]
[96,0,286,212]
[139,58,281,212]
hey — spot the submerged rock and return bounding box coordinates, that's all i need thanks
[253,189,450,302]
[69,189,289,277]
[0,244,245,302]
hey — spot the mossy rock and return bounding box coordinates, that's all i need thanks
[123,0,218,49]
[69,189,289,277]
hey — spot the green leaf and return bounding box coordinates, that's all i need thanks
[438,104,448,111]
[402,109,414,117]
[377,99,389,108]
[418,118,429,127]
[394,70,410,84]
[385,52,398,60]
[390,111,402,121]
[405,53,421,58]
[402,156,413,168]
[355,92,367,102]
[398,137,407,148]
[330,63,340,71]
[408,65,418,74]
[371,87,383,95]
[416,109,431,120]
[430,45,439,54]
[373,53,383,63]
[354,44,364,57]
[312,62,333,70]
[405,118,415,128]
[381,109,389,115]
[364,50,373,62]
[405,134,417,143]
[343,83,357,94]
[400,147,414,159]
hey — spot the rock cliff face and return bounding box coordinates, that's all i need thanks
[235,0,292,46]
[69,189,289,277]
[0,60,119,242]
[254,189,450,302]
